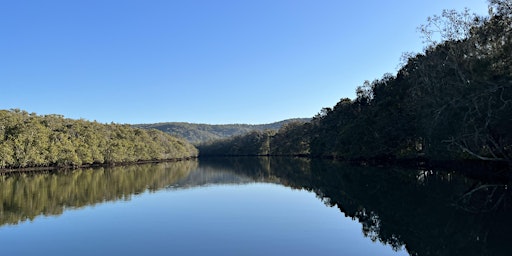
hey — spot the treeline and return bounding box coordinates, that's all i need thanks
[197,122,310,156]
[134,118,310,144]
[199,1,512,166]
[0,109,198,169]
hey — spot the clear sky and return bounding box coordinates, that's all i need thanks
[1,0,489,124]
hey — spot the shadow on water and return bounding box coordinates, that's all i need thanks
[1,156,510,255]
[199,157,512,256]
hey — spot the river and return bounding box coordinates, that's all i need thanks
[0,157,510,255]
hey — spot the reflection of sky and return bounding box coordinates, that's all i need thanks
[0,183,408,256]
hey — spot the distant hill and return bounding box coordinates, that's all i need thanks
[134,118,310,144]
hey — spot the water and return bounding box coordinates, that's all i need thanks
[0,157,510,255]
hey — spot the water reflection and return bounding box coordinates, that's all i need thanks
[0,161,197,226]
[198,157,512,256]
[1,157,511,255]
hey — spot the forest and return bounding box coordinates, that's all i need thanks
[198,0,512,168]
[2,1,510,171]
[133,118,309,144]
[0,109,198,169]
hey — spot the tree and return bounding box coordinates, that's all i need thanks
[0,109,198,169]
[411,4,512,162]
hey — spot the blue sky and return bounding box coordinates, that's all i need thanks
[1,0,489,124]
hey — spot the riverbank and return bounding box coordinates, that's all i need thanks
[198,154,512,182]
[0,157,198,175]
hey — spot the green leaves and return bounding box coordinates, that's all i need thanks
[0,110,198,169]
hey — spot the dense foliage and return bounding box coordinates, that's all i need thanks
[134,118,309,144]
[0,109,198,169]
[199,1,512,166]
[197,121,311,156]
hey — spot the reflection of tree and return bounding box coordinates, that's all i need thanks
[309,161,511,256]
[454,183,511,213]
[203,157,512,256]
[3,157,511,255]
[0,161,197,226]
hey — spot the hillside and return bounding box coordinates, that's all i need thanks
[134,118,310,144]
[197,3,512,167]
[0,109,198,169]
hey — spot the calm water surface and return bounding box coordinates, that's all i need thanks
[0,157,510,255]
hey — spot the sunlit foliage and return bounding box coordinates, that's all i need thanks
[0,109,198,168]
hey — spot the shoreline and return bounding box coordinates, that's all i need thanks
[0,157,198,175]
[2,154,510,182]
[198,154,512,181]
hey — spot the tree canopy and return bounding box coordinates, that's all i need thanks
[134,118,310,144]
[0,109,198,169]
[199,1,512,168]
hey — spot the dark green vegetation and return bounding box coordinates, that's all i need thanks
[134,118,309,144]
[199,1,512,168]
[198,121,310,156]
[0,109,198,169]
